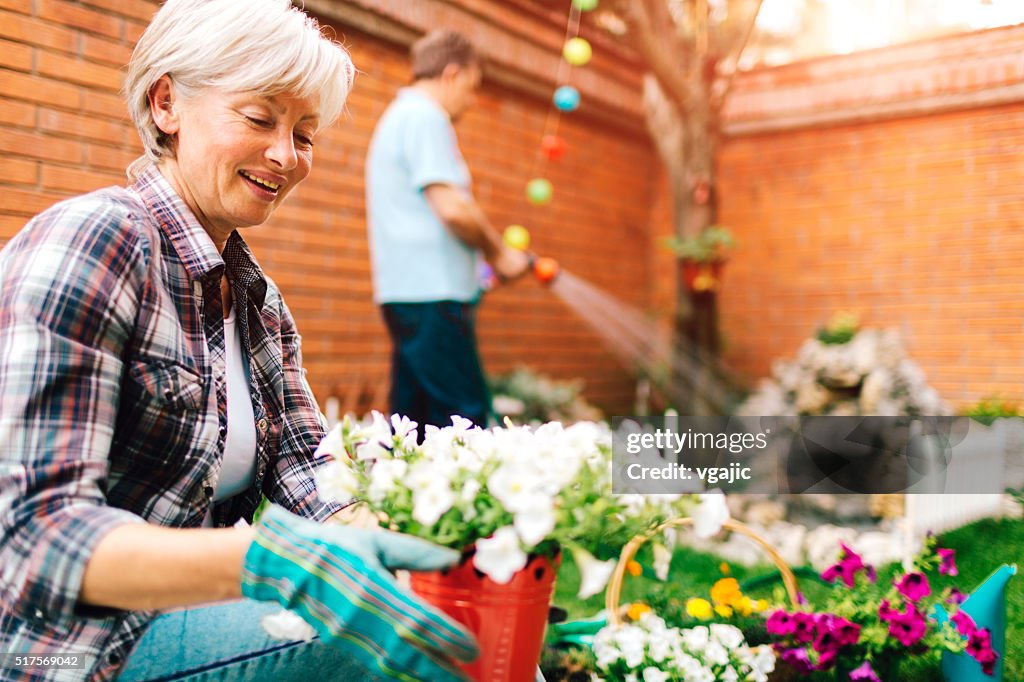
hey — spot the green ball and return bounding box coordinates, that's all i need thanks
[526,178,553,206]
[572,0,599,11]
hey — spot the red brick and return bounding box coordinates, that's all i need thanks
[80,0,157,23]
[36,0,122,40]
[0,155,37,184]
[40,164,121,193]
[81,33,133,68]
[0,98,34,127]
[0,69,79,107]
[39,106,128,145]
[80,88,129,119]
[0,129,80,163]
[0,38,31,71]
[37,50,122,91]
[0,213,28,241]
[84,143,137,173]
[0,0,30,13]
[2,186,69,216]
[0,9,76,52]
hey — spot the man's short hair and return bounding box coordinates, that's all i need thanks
[410,30,479,80]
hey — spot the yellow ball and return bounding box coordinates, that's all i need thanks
[563,37,592,67]
[503,225,530,251]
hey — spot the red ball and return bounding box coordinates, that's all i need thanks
[540,135,568,161]
[533,257,560,284]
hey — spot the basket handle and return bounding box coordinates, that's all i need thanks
[605,518,800,627]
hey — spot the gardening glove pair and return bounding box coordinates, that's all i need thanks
[241,505,478,682]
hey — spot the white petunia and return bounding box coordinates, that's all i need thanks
[680,625,710,652]
[314,461,359,503]
[652,542,672,581]
[390,413,418,450]
[709,623,744,650]
[703,641,729,667]
[642,667,669,682]
[260,609,316,641]
[721,665,739,682]
[474,526,527,584]
[572,546,617,599]
[513,504,556,546]
[354,410,393,460]
[488,461,546,513]
[314,424,347,460]
[412,479,455,527]
[367,458,407,503]
[692,490,730,539]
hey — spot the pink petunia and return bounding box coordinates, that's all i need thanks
[781,647,814,675]
[822,543,875,588]
[951,610,978,637]
[937,548,958,576]
[946,588,967,605]
[878,599,901,623]
[767,609,797,636]
[895,572,931,603]
[849,661,882,682]
[887,605,927,647]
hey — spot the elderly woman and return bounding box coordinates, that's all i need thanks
[0,1,476,681]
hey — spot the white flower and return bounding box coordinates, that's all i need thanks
[703,641,729,667]
[709,623,744,650]
[390,413,418,450]
[354,410,392,460]
[652,542,672,581]
[572,546,616,599]
[721,665,739,682]
[642,667,669,682]
[680,625,709,652]
[412,479,455,527]
[748,645,776,682]
[488,461,546,513]
[314,461,359,503]
[513,504,556,546]
[474,527,527,584]
[613,625,647,669]
[260,609,316,641]
[314,424,346,460]
[692,491,730,539]
[367,458,407,503]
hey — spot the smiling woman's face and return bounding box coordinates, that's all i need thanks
[153,81,319,239]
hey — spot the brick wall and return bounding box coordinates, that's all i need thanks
[717,25,1024,408]
[0,0,658,415]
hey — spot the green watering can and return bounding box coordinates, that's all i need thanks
[933,564,1016,681]
[545,611,608,649]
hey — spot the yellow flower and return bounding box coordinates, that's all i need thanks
[626,560,642,578]
[736,595,754,617]
[686,598,713,620]
[714,604,734,618]
[719,562,731,575]
[755,599,770,612]
[711,578,742,607]
[626,603,652,621]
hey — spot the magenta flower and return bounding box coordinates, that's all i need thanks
[815,648,838,671]
[822,543,875,588]
[849,661,882,682]
[951,610,978,637]
[937,548,958,576]
[973,647,999,676]
[946,588,967,605]
[965,628,1000,675]
[792,612,817,644]
[781,647,814,674]
[878,599,901,623]
[895,572,931,602]
[767,609,797,636]
[887,605,927,646]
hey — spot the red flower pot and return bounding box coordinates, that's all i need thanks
[410,553,560,682]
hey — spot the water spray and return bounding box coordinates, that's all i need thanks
[502,225,560,285]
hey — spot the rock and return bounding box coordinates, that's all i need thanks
[805,524,859,571]
[794,380,831,414]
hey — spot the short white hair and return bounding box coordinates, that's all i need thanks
[124,0,355,178]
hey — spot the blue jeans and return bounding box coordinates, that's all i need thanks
[116,600,380,681]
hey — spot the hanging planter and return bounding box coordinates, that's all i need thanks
[681,258,726,293]
[410,550,560,682]
[663,225,735,294]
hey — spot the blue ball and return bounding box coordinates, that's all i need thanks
[553,86,581,112]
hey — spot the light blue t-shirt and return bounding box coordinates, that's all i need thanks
[366,88,479,304]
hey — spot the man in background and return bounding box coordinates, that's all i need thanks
[366,29,529,430]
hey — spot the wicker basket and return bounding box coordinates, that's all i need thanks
[605,518,801,627]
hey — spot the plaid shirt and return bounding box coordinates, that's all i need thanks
[0,166,343,681]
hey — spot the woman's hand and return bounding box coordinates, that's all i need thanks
[242,505,478,681]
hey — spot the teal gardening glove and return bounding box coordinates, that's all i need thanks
[241,505,478,681]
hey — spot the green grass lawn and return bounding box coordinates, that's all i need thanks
[550,515,1023,680]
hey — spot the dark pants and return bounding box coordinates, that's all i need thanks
[381,301,490,430]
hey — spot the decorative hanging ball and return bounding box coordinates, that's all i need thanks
[503,224,531,251]
[571,0,599,11]
[552,85,581,112]
[540,134,567,161]
[563,37,592,67]
[526,178,553,205]
[533,257,560,284]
